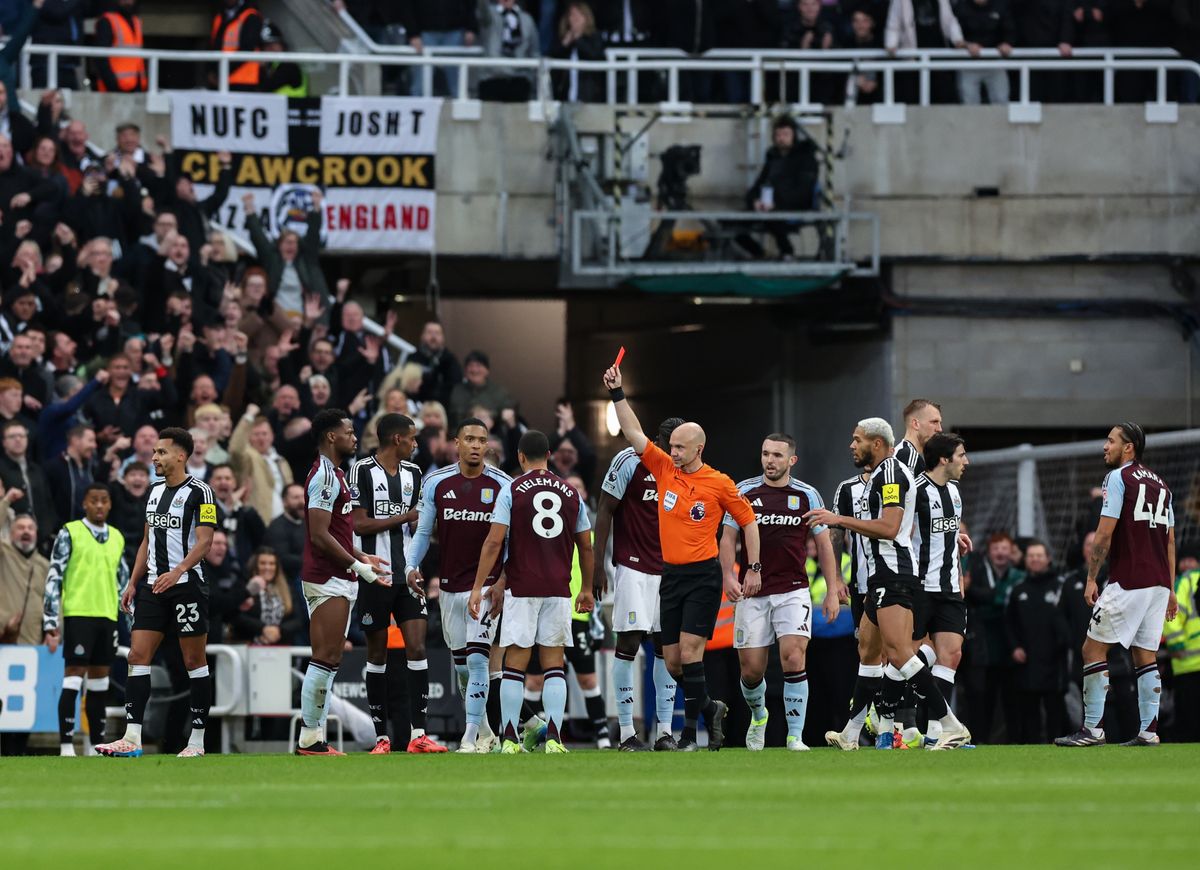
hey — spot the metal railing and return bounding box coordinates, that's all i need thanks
[570,209,880,278]
[16,43,1197,109]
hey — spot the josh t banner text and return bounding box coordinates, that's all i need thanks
[170,92,442,252]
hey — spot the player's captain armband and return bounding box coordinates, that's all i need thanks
[881,484,901,506]
[199,503,217,523]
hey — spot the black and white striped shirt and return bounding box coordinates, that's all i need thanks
[894,439,925,476]
[866,456,917,579]
[350,456,422,573]
[144,476,218,586]
[911,476,963,593]
[833,473,870,594]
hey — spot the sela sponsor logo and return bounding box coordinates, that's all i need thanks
[931,516,961,534]
[442,507,492,522]
[375,500,407,516]
[147,513,183,529]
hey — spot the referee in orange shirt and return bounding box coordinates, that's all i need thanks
[602,362,761,750]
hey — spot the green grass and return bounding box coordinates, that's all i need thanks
[1,746,1196,868]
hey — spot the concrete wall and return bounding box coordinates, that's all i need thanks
[36,95,1199,261]
[889,263,1200,430]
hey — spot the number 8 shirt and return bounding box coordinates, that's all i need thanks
[490,468,591,649]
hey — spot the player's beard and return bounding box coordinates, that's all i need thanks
[852,450,869,468]
[764,466,787,482]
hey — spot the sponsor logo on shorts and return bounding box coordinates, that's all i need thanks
[690,502,705,521]
[362,613,374,626]
[74,644,85,656]
[736,629,744,644]
[628,611,636,625]
[663,491,678,512]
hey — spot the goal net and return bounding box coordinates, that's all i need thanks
[959,430,1200,563]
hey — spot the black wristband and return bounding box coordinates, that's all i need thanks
[609,387,625,402]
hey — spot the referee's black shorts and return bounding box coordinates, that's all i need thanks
[659,558,722,646]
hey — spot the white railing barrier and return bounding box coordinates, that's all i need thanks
[16,43,1198,113]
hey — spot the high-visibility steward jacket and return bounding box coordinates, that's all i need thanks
[272,62,309,97]
[211,7,260,87]
[1165,570,1200,677]
[97,13,147,93]
[62,521,126,619]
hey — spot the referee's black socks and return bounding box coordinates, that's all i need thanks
[680,661,711,742]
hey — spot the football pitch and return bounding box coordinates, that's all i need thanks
[2,745,1195,869]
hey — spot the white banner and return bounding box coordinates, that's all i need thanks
[170,91,289,154]
[172,93,442,252]
[318,97,441,154]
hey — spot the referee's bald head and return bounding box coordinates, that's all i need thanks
[667,421,706,470]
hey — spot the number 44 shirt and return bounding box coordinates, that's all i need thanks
[490,469,591,598]
[1102,460,1174,590]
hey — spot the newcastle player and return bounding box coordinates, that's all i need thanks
[895,399,942,475]
[825,468,880,750]
[593,416,684,751]
[351,413,446,754]
[805,417,970,750]
[1057,423,1178,747]
[910,433,972,745]
[719,434,845,751]
[98,429,217,758]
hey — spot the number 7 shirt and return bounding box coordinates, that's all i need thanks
[1101,460,1174,591]
[489,469,591,598]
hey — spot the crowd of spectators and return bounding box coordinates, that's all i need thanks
[0,70,605,664]
[0,1,1187,104]
[332,0,1199,104]
[956,526,1200,744]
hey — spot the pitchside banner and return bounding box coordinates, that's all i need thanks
[169,92,442,252]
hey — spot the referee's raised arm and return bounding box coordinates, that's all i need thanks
[603,365,649,455]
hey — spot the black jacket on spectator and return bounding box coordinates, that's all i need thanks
[782,7,837,47]
[207,557,242,644]
[594,0,657,45]
[0,162,40,224]
[0,452,55,541]
[66,178,143,255]
[550,426,597,490]
[217,502,266,572]
[44,451,95,523]
[745,139,820,211]
[229,584,306,644]
[163,160,233,257]
[954,0,1018,45]
[145,257,222,333]
[1014,0,1075,45]
[410,345,462,405]
[84,386,163,439]
[716,0,781,48]
[2,110,36,159]
[403,0,479,36]
[658,0,720,52]
[0,356,50,406]
[108,481,147,568]
[1006,569,1070,692]
[264,512,305,584]
[1110,0,1171,45]
[550,32,606,101]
